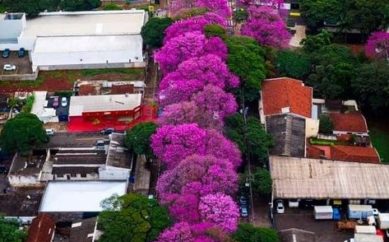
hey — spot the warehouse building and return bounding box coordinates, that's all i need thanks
[0,10,147,71]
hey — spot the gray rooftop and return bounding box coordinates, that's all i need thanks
[266,114,306,157]
[69,217,97,242]
[106,133,132,169]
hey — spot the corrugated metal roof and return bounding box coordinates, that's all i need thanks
[270,156,389,199]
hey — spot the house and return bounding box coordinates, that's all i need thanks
[69,217,99,242]
[270,156,389,205]
[328,112,369,136]
[307,145,381,163]
[39,181,127,213]
[31,91,58,123]
[27,214,55,242]
[67,93,142,132]
[259,77,319,157]
[0,10,147,72]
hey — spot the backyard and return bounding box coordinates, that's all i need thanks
[0,68,144,94]
[367,115,389,163]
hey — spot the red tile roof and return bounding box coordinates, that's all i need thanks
[262,77,312,118]
[27,214,55,242]
[79,85,97,96]
[330,145,380,163]
[329,112,368,133]
[111,84,134,94]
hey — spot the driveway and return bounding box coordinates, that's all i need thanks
[0,51,32,75]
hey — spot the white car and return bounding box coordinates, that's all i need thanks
[3,64,16,71]
[45,129,55,136]
[276,200,285,213]
[288,199,300,208]
[61,97,68,107]
[373,208,379,218]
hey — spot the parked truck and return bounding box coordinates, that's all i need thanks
[348,205,374,220]
[314,206,333,220]
[378,213,389,229]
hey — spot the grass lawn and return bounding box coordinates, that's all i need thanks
[370,127,389,163]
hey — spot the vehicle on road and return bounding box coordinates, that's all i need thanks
[239,196,248,206]
[2,49,10,58]
[61,97,68,107]
[240,206,248,218]
[100,128,115,135]
[18,48,25,58]
[3,64,16,71]
[45,129,55,136]
[276,200,285,213]
[52,96,59,108]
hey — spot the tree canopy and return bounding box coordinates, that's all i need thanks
[141,17,173,48]
[225,114,273,163]
[319,114,334,134]
[233,223,280,242]
[276,50,311,79]
[125,122,157,159]
[0,113,48,155]
[251,168,272,196]
[225,36,266,102]
[99,193,172,242]
[0,217,26,242]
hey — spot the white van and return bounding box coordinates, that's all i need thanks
[45,129,55,136]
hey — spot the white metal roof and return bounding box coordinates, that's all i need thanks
[270,156,389,199]
[33,35,143,54]
[23,10,146,38]
[349,205,373,211]
[39,181,127,212]
[69,94,142,116]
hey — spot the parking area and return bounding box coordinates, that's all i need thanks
[0,50,32,75]
[274,209,353,242]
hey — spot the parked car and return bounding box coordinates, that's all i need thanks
[288,199,300,208]
[18,48,25,58]
[100,128,115,135]
[2,49,10,58]
[52,96,59,108]
[239,196,248,206]
[61,97,68,107]
[3,64,16,71]
[276,200,285,214]
[240,206,249,218]
[373,208,380,218]
[45,129,55,136]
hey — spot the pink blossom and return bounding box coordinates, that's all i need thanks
[164,13,227,42]
[157,222,218,242]
[199,193,240,233]
[241,6,291,48]
[365,31,389,60]
[195,0,231,18]
[154,32,227,74]
[156,154,238,204]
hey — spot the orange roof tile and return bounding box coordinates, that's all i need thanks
[262,77,312,118]
[330,145,380,163]
[111,84,134,94]
[27,214,55,242]
[329,112,368,133]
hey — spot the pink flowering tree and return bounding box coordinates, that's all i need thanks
[241,6,291,48]
[154,32,227,74]
[365,31,389,61]
[164,13,226,42]
[195,0,231,18]
[159,101,224,130]
[151,124,206,169]
[156,154,238,204]
[151,124,242,169]
[159,85,237,129]
[239,0,284,7]
[199,193,240,233]
[157,222,225,242]
[158,54,239,106]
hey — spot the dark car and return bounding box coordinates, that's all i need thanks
[100,128,115,135]
[240,206,249,218]
[18,48,25,58]
[2,49,10,58]
[239,196,248,206]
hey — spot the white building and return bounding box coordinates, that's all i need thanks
[0,10,147,71]
[31,91,58,123]
[39,181,127,212]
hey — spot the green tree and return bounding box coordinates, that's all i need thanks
[204,24,227,40]
[301,30,332,53]
[351,61,389,112]
[141,17,173,48]
[103,3,121,10]
[276,50,311,79]
[0,217,26,242]
[0,113,48,155]
[125,122,157,159]
[226,36,266,102]
[59,0,100,11]
[307,44,357,99]
[233,223,279,242]
[98,193,171,242]
[225,114,273,163]
[251,168,272,196]
[319,114,334,134]
[2,0,59,17]
[233,8,248,23]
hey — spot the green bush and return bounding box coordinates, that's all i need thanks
[319,114,334,134]
[22,94,35,113]
[103,3,122,10]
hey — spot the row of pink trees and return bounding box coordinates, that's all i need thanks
[152,1,243,240]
